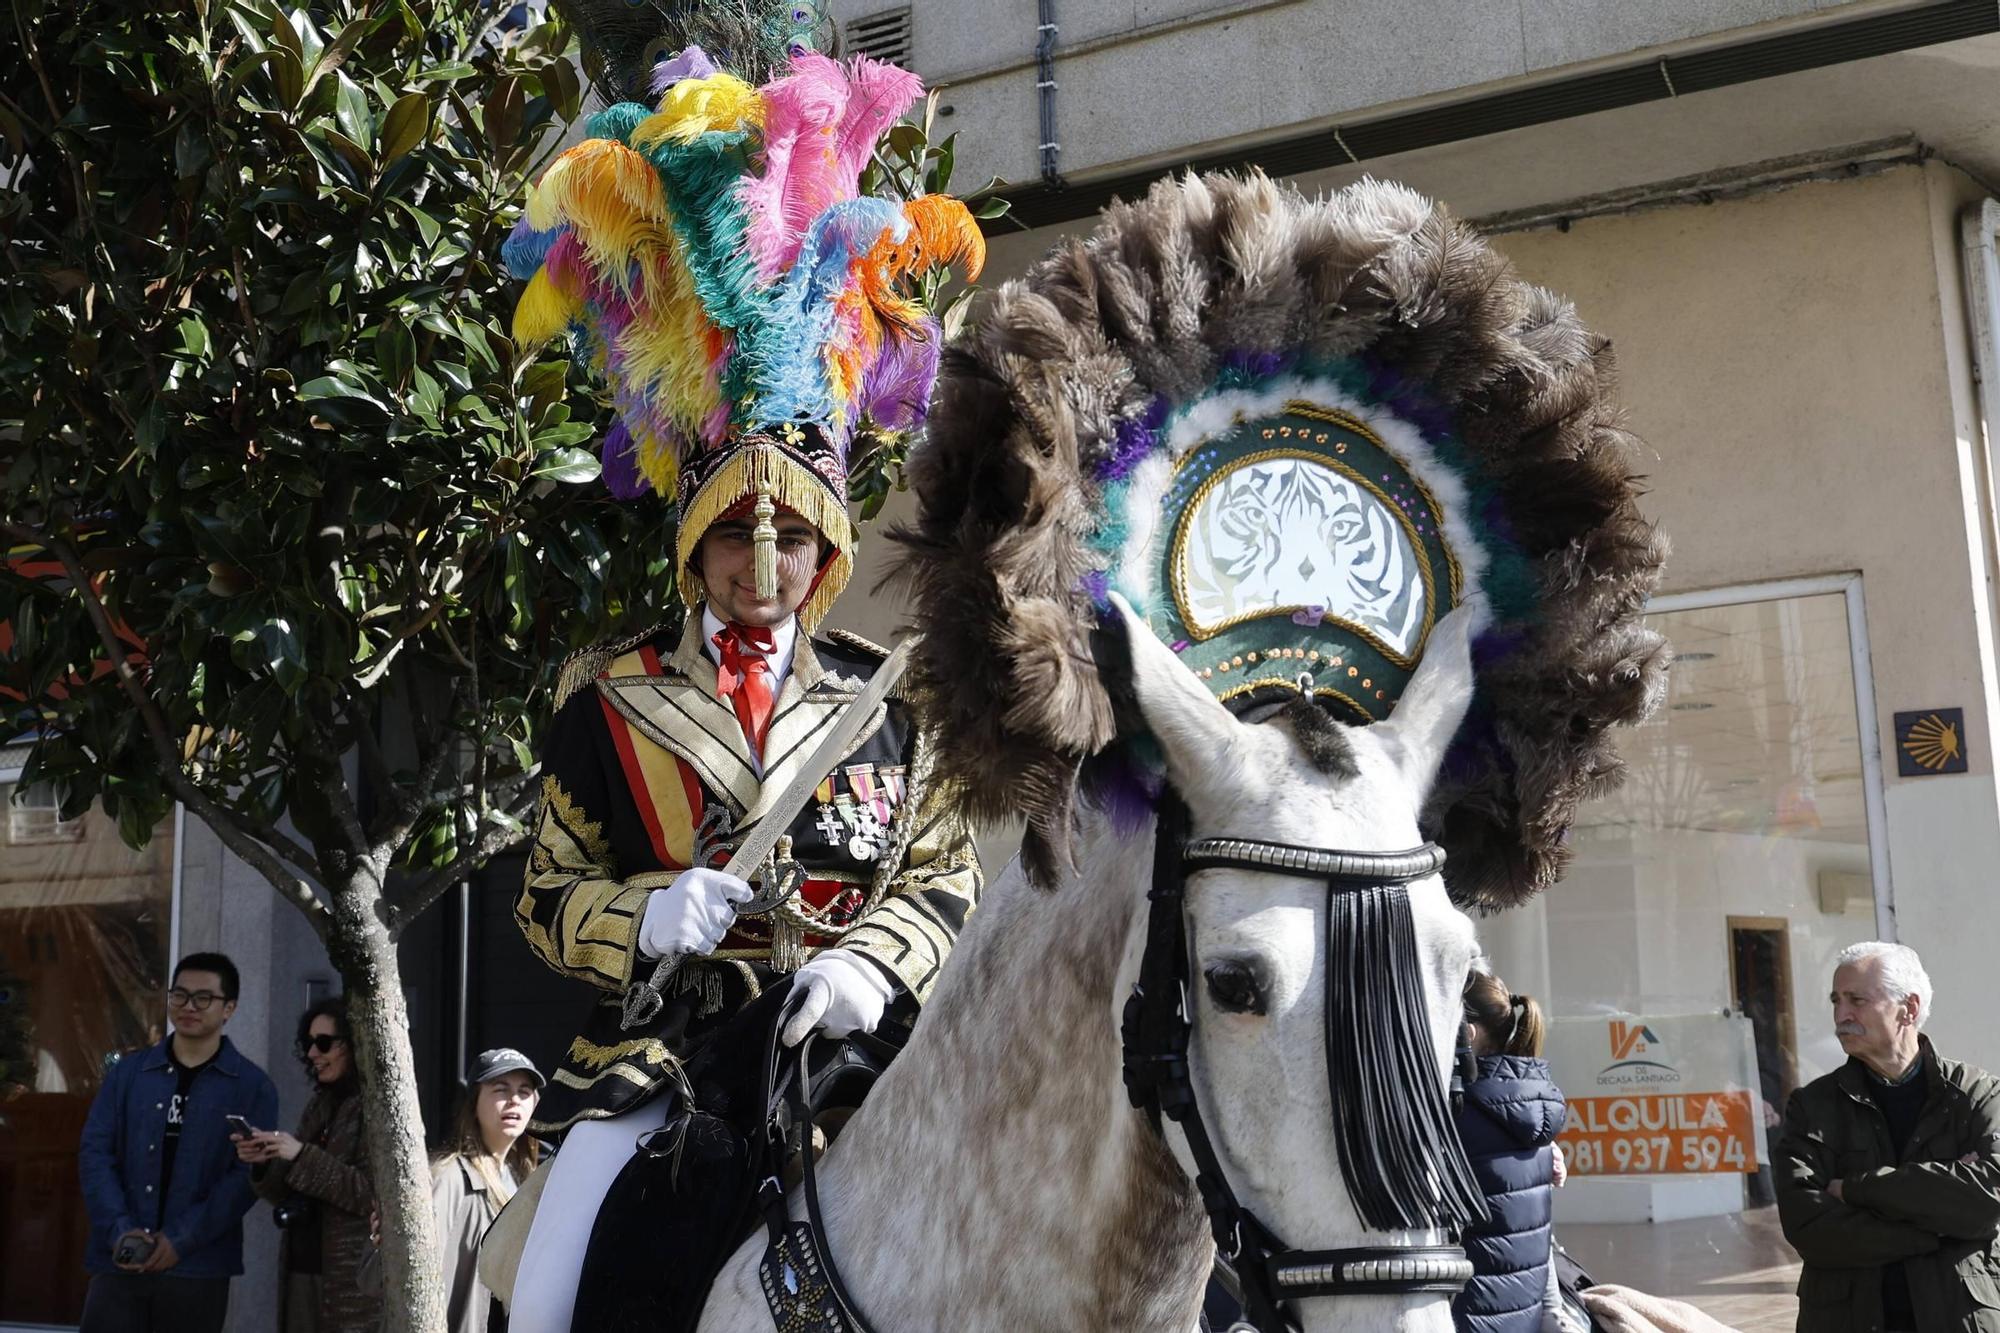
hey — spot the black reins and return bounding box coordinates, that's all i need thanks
[1122,793,1483,1332]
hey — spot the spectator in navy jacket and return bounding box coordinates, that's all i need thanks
[1451,967,1572,1333]
[77,952,280,1333]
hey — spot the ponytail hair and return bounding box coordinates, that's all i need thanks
[1463,969,1546,1058]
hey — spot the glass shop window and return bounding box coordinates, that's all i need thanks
[1477,588,1878,1329]
[0,779,176,1327]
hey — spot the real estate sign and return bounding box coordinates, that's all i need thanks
[1546,1013,1762,1175]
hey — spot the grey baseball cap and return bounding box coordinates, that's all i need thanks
[466,1047,544,1088]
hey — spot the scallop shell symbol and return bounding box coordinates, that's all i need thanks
[1902,713,1962,771]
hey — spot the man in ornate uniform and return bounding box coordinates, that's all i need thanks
[490,6,988,1327]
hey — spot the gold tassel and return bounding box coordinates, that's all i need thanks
[752,491,778,600]
[770,916,809,973]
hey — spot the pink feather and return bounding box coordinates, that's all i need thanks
[739,53,851,281]
[833,56,922,184]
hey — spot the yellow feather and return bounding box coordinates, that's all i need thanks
[631,73,763,148]
[511,268,579,346]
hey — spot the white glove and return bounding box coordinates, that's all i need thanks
[638,868,754,959]
[780,951,895,1047]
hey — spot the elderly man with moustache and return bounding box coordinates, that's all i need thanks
[1775,941,2000,1332]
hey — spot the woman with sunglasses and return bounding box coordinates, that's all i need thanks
[235,997,379,1333]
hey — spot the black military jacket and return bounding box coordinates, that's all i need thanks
[517,613,980,1134]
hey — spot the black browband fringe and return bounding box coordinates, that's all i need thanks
[1323,880,1487,1233]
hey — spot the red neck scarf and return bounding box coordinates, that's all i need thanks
[712,621,777,758]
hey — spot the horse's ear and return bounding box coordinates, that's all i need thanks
[1371,601,1484,798]
[1102,593,1240,784]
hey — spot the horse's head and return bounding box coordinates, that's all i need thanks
[1113,595,1486,1328]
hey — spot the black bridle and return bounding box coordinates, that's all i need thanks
[1121,794,1486,1332]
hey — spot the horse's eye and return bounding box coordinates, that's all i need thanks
[1204,960,1266,1015]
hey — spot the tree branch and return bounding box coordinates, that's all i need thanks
[1,519,334,936]
[387,787,537,935]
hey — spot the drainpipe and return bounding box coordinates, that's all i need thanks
[1959,199,2000,887]
[1036,0,1062,187]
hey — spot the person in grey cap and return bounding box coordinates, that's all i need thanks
[431,1050,543,1333]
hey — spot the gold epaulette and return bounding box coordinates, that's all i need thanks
[553,624,668,710]
[825,628,891,659]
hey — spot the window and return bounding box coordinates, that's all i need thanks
[1480,579,1883,1327]
[0,778,176,1324]
[5,781,84,845]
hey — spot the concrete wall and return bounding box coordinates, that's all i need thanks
[1491,163,2000,1072]
[838,0,1904,190]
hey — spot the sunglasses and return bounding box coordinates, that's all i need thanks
[297,1034,346,1055]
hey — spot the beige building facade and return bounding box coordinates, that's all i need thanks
[820,0,2000,1310]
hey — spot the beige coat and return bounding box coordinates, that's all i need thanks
[430,1156,513,1333]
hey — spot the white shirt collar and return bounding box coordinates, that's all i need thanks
[699,604,798,696]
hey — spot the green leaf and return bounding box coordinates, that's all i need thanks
[484,75,523,158]
[392,199,441,246]
[421,62,478,82]
[333,72,374,153]
[529,448,600,483]
[313,126,374,181]
[379,92,430,162]
[375,318,414,383]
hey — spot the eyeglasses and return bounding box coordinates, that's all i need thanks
[167,988,227,1011]
[297,1034,346,1055]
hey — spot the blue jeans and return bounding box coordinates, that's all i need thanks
[79,1272,230,1333]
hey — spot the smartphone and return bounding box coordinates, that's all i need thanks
[225,1114,257,1138]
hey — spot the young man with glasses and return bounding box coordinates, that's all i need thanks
[77,952,280,1332]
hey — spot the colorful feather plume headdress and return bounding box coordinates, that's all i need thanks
[895,171,1673,907]
[505,29,985,629]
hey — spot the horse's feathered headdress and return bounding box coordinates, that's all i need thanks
[895,172,1671,906]
[506,8,985,629]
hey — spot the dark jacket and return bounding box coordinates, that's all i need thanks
[77,1035,280,1279]
[254,1086,379,1333]
[1451,1053,1568,1333]
[1775,1036,2000,1331]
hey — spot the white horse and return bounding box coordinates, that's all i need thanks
[694,598,1486,1333]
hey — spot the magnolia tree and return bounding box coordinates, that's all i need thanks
[1,1,992,1327]
[0,3,670,1328]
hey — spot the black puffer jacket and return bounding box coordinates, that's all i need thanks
[1451,1053,1569,1333]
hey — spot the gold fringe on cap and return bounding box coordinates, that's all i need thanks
[675,442,857,631]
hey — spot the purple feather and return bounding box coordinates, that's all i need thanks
[598,420,648,499]
[649,46,717,97]
[1085,750,1164,836]
[858,325,942,431]
[1095,398,1166,483]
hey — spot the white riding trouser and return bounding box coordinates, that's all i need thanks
[507,1096,674,1333]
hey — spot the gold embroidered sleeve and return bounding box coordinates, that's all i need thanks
[838,797,982,1003]
[516,774,667,991]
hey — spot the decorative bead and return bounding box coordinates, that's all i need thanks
[1348,666,1359,678]
[1308,650,1320,661]
[1362,678,1372,689]
[1246,651,1258,663]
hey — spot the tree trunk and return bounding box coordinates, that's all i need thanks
[329,869,445,1333]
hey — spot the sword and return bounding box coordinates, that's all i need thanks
[620,638,915,1029]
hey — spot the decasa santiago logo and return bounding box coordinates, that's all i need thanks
[1597,1019,1682,1085]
